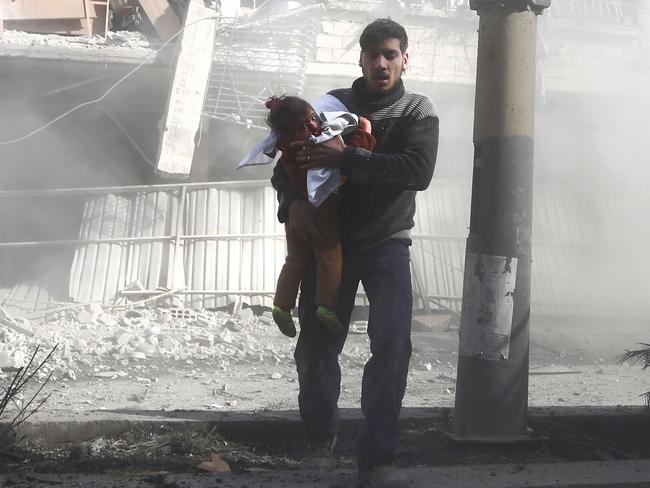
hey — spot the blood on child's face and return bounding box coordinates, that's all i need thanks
[291,108,321,142]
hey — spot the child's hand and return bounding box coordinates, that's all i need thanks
[358,116,372,134]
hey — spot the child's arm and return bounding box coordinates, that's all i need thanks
[347,117,376,151]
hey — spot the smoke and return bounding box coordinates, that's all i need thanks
[3,7,649,323]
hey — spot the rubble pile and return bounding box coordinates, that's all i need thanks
[0,302,297,383]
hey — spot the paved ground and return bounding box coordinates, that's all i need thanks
[3,459,650,487]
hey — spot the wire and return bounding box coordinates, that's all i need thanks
[0,15,221,148]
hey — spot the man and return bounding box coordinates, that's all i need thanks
[271,18,439,488]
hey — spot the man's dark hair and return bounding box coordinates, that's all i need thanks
[359,18,408,53]
[265,95,311,140]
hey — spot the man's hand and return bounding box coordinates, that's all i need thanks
[289,135,347,170]
[288,199,322,244]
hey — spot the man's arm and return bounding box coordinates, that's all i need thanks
[296,110,439,192]
[340,114,439,191]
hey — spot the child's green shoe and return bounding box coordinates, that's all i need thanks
[272,306,296,338]
[316,305,342,333]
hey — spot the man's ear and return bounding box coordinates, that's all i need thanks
[358,52,363,67]
[402,52,409,72]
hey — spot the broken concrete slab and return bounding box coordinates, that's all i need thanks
[97,312,119,327]
[236,307,253,322]
[75,309,94,324]
[112,330,131,346]
[192,334,214,347]
[0,306,34,336]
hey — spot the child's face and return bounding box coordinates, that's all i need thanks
[291,108,321,142]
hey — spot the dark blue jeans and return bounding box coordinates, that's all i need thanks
[294,239,413,468]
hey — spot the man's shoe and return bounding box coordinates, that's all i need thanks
[316,305,342,333]
[358,464,411,488]
[272,306,296,338]
[301,436,337,470]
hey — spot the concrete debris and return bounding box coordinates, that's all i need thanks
[120,310,150,328]
[136,343,156,357]
[127,390,148,402]
[258,312,274,326]
[160,335,175,349]
[170,308,197,321]
[72,339,88,352]
[217,328,235,344]
[93,371,128,379]
[0,350,13,369]
[223,320,243,332]
[130,351,147,360]
[128,288,183,308]
[124,281,145,291]
[97,312,120,327]
[144,326,161,337]
[194,312,214,327]
[229,300,243,316]
[10,349,27,369]
[236,307,254,322]
[157,311,172,325]
[76,309,94,324]
[89,303,104,318]
[0,304,351,384]
[192,334,214,347]
[0,306,35,337]
[113,330,132,346]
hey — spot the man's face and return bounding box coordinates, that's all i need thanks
[359,37,408,94]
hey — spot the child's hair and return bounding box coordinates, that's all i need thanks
[265,95,312,140]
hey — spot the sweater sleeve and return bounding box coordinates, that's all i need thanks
[271,160,301,224]
[340,114,439,191]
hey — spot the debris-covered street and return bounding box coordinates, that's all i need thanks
[1,301,649,422]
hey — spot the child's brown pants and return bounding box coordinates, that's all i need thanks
[273,193,342,310]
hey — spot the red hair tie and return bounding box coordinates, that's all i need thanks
[265,96,279,110]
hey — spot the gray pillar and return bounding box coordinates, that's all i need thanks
[452,0,549,440]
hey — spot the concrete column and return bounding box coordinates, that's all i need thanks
[452,0,549,441]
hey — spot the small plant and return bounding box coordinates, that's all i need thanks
[618,343,650,406]
[0,345,58,451]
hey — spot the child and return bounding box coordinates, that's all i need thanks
[265,95,376,338]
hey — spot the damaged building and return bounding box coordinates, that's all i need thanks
[1,0,649,321]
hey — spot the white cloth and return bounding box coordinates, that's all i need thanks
[306,110,357,207]
[237,95,356,207]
